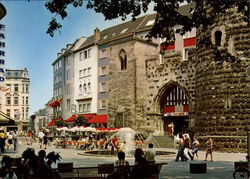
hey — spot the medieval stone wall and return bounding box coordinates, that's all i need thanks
[107,39,157,129]
[195,7,250,152]
[144,51,196,133]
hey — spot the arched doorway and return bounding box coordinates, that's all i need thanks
[157,82,189,135]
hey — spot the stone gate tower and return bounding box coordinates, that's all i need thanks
[194,5,250,151]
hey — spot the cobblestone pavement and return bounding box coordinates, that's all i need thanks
[0,138,247,179]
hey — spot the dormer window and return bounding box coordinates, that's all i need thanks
[146,20,155,26]
[215,30,222,46]
[121,28,128,34]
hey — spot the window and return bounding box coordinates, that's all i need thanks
[84,50,88,59]
[26,108,29,120]
[184,47,195,60]
[58,60,62,68]
[100,100,107,109]
[115,113,124,127]
[66,84,71,94]
[79,84,83,95]
[88,49,91,58]
[79,104,83,112]
[79,70,82,78]
[26,97,29,105]
[119,49,127,70]
[87,82,91,93]
[14,109,18,119]
[100,82,107,92]
[26,84,29,92]
[22,84,25,92]
[6,109,10,117]
[22,97,25,105]
[14,95,19,105]
[80,52,84,61]
[66,56,71,65]
[146,20,155,26]
[87,67,91,75]
[83,69,87,76]
[100,66,107,75]
[121,28,128,34]
[66,69,71,79]
[6,96,11,105]
[100,49,107,58]
[66,99,71,110]
[87,103,91,112]
[215,30,222,46]
[14,84,18,92]
[83,84,87,94]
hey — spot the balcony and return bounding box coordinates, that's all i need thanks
[76,93,92,101]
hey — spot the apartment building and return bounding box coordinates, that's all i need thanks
[0,68,30,132]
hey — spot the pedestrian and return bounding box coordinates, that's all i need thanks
[131,148,149,178]
[27,131,33,145]
[6,131,13,150]
[191,136,199,159]
[145,143,156,164]
[111,135,119,154]
[0,130,6,153]
[134,148,147,165]
[205,137,213,161]
[12,131,18,151]
[113,151,130,177]
[183,134,193,160]
[174,133,188,162]
[43,132,48,150]
[38,130,45,149]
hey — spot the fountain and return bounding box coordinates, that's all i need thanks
[79,127,175,157]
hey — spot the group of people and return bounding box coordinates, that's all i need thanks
[175,132,213,162]
[108,144,156,178]
[26,130,49,150]
[0,130,18,153]
[0,148,61,179]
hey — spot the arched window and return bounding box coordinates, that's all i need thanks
[83,83,87,94]
[215,30,222,46]
[119,49,127,70]
[79,84,83,95]
[87,82,91,93]
[5,93,11,105]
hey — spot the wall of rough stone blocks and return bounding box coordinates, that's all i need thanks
[194,7,250,152]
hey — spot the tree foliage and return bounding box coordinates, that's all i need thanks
[74,115,87,126]
[45,0,249,43]
[55,119,65,127]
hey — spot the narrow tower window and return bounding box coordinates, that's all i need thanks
[215,30,222,46]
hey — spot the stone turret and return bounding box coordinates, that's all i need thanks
[194,5,250,152]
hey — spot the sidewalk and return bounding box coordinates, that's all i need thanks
[0,142,247,179]
[158,149,246,179]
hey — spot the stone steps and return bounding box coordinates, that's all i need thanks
[153,135,175,148]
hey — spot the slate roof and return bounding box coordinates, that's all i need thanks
[77,3,195,51]
[5,69,29,79]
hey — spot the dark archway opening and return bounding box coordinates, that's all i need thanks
[158,83,189,135]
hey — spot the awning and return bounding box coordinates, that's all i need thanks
[0,111,16,126]
[87,114,108,124]
[47,118,63,127]
[65,114,95,123]
[96,127,120,133]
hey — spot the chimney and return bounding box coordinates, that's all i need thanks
[94,27,100,42]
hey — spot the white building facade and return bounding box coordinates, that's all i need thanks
[0,68,30,132]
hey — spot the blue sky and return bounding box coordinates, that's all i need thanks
[1,1,126,114]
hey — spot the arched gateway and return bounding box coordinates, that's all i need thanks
[156,81,190,135]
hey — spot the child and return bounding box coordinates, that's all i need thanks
[205,138,213,161]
